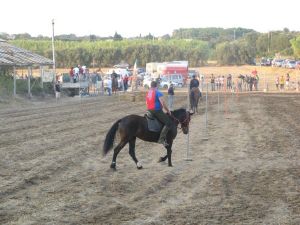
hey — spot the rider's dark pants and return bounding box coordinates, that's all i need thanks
[148,109,172,128]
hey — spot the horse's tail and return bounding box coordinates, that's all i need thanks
[103,119,121,156]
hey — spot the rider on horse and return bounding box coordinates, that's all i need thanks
[190,75,200,98]
[146,81,172,146]
[190,75,199,90]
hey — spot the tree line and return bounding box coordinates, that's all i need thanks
[2,27,300,67]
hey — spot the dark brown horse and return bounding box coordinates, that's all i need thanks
[103,108,193,169]
[190,87,201,113]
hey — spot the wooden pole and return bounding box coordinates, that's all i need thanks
[51,19,56,94]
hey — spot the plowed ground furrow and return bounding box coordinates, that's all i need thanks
[0,101,142,137]
[0,105,147,149]
[0,97,110,116]
[0,100,145,142]
[0,142,97,204]
[0,99,135,126]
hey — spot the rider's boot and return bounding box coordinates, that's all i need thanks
[158,125,169,146]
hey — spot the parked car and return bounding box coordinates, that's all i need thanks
[137,68,145,74]
[159,74,184,89]
[260,58,272,66]
[272,59,284,67]
[113,63,129,69]
[296,61,300,70]
[285,60,296,69]
[188,70,198,78]
[143,76,155,89]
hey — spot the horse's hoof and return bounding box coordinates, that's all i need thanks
[158,157,164,162]
[136,162,143,169]
[168,164,173,167]
[110,163,116,170]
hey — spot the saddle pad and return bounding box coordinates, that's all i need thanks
[145,115,163,132]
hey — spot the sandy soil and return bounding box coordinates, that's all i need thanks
[0,92,299,225]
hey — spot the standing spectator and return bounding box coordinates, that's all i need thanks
[123,75,129,91]
[216,76,221,91]
[279,75,285,91]
[237,75,244,92]
[82,65,87,80]
[249,75,253,91]
[210,74,215,91]
[69,67,74,83]
[275,76,279,90]
[111,73,118,95]
[106,77,112,96]
[220,76,225,90]
[168,83,175,111]
[200,74,205,91]
[227,74,232,90]
[73,66,79,83]
[55,80,61,101]
[252,68,258,76]
[255,74,259,91]
[118,76,124,91]
[285,73,290,90]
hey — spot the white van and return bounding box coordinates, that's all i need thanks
[160,74,184,89]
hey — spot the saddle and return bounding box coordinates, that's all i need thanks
[144,111,163,132]
[191,87,202,97]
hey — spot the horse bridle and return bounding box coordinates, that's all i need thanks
[170,112,190,130]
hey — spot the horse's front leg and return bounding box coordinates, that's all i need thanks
[167,146,173,167]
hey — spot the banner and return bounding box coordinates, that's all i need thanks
[42,70,54,82]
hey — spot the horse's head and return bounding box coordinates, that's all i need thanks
[171,108,193,134]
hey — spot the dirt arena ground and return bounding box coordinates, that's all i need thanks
[0,91,299,225]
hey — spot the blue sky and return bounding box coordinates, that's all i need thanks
[1,0,299,37]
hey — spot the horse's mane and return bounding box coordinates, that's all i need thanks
[171,108,186,118]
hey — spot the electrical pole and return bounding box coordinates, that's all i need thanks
[234,29,236,41]
[51,19,56,90]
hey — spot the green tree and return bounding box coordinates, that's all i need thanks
[290,36,300,58]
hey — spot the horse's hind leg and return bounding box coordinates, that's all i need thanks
[110,140,128,170]
[158,154,168,162]
[128,138,142,169]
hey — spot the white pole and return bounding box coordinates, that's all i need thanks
[185,80,192,161]
[202,82,208,141]
[27,66,32,98]
[51,19,56,91]
[40,66,43,89]
[13,66,16,97]
[217,88,220,113]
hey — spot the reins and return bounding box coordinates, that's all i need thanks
[170,111,190,130]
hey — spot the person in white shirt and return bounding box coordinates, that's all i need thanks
[106,78,112,96]
[73,66,79,82]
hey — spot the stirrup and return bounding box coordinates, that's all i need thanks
[157,138,164,144]
[158,138,168,146]
[162,140,169,147]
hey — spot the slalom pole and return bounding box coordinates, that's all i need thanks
[224,81,228,118]
[217,86,220,113]
[202,82,209,141]
[185,79,192,161]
